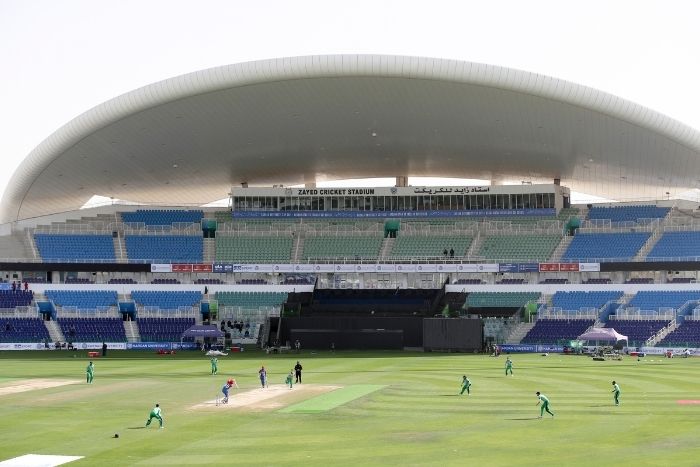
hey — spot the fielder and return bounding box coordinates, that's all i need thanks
[611,381,621,406]
[86,361,94,384]
[211,357,218,375]
[536,392,554,418]
[145,403,163,428]
[460,375,471,395]
[505,357,513,376]
[285,371,294,389]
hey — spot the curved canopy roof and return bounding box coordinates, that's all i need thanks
[4,54,700,222]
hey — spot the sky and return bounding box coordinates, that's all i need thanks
[1,0,700,205]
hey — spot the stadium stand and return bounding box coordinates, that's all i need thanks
[658,320,700,347]
[561,232,650,261]
[0,318,50,342]
[647,231,700,261]
[521,318,595,344]
[136,317,195,342]
[587,205,670,222]
[130,291,202,309]
[125,235,203,263]
[34,234,115,262]
[551,291,623,310]
[478,234,560,261]
[0,290,34,308]
[302,235,382,260]
[45,290,118,309]
[465,292,540,308]
[58,317,126,342]
[216,291,287,308]
[625,291,700,311]
[215,236,293,262]
[605,320,670,345]
[121,210,203,225]
[390,235,473,257]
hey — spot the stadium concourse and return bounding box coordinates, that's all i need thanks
[2,56,700,354]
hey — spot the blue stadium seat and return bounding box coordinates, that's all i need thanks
[125,235,203,263]
[34,234,115,262]
[561,232,649,261]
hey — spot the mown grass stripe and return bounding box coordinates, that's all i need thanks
[279,384,385,413]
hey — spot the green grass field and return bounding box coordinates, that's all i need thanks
[1,350,699,466]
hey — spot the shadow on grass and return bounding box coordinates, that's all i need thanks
[504,417,541,420]
[587,404,612,408]
[127,426,146,430]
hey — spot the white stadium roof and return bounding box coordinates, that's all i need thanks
[3,54,700,222]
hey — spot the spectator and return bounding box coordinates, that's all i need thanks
[449,248,455,258]
[442,248,448,257]
[11,281,16,292]
[23,281,28,291]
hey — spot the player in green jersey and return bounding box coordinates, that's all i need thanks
[210,357,218,375]
[505,357,513,376]
[146,404,163,428]
[460,375,471,395]
[86,361,94,384]
[285,371,294,389]
[536,392,554,418]
[611,381,621,406]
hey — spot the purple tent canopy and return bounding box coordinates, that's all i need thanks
[577,328,628,342]
[182,325,225,338]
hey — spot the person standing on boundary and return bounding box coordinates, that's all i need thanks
[286,370,294,389]
[145,403,163,428]
[611,381,621,406]
[505,357,513,376]
[211,356,218,375]
[294,361,303,384]
[536,392,554,418]
[460,375,471,395]
[86,361,94,384]
[259,365,268,388]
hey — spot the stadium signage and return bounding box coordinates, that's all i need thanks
[232,209,556,219]
[295,188,375,195]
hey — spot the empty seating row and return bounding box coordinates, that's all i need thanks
[561,232,650,261]
[216,236,293,262]
[465,292,540,308]
[390,235,473,257]
[130,291,202,309]
[303,236,382,260]
[216,292,287,307]
[521,318,595,344]
[0,290,34,308]
[137,317,195,342]
[58,317,126,342]
[478,234,560,261]
[587,205,669,222]
[45,290,118,309]
[35,234,115,262]
[121,210,203,225]
[551,291,623,310]
[0,318,49,342]
[125,235,202,263]
[648,231,700,260]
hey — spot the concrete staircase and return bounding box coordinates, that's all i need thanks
[505,322,534,344]
[123,320,141,343]
[45,320,65,343]
[379,237,394,259]
[550,235,573,261]
[646,319,678,347]
[292,236,305,262]
[203,238,216,263]
[113,233,127,263]
[634,224,663,261]
[466,231,482,258]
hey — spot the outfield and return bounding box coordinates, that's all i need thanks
[1,350,699,466]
